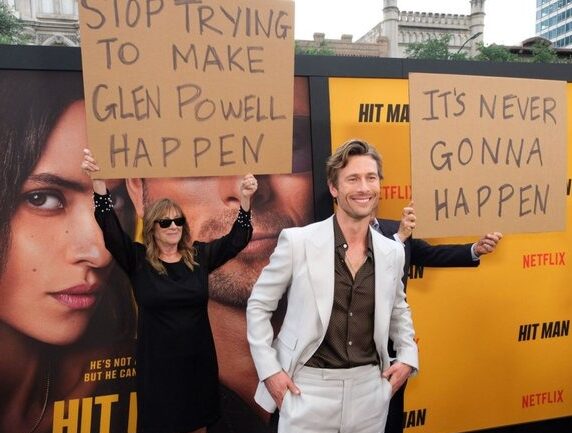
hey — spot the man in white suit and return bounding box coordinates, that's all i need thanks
[247,139,418,433]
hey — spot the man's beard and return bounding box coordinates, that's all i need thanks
[198,210,297,308]
[208,264,261,308]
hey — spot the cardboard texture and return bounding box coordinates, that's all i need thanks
[409,73,567,237]
[79,0,294,178]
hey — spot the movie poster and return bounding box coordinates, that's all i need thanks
[0,70,313,433]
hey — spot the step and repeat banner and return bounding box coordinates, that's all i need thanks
[329,76,572,433]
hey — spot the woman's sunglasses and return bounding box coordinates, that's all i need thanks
[155,217,186,228]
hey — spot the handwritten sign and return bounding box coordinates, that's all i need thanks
[78,0,294,178]
[409,73,567,237]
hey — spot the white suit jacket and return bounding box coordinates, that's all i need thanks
[246,216,419,413]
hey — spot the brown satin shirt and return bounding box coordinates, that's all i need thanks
[306,217,379,368]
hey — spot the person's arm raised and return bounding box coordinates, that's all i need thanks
[240,173,258,211]
[81,148,107,194]
[81,147,138,275]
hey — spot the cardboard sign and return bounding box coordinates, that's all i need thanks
[79,0,294,178]
[409,73,567,237]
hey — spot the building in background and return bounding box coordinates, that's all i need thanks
[2,0,486,54]
[296,32,390,57]
[536,0,572,48]
[296,0,485,58]
[1,0,79,46]
[357,0,485,57]
[1,0,559,60]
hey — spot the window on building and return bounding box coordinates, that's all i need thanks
[38,0,77,16]
[61,0,74,14]
[40,0,54,13]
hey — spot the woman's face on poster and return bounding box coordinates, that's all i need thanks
[0,101,114,345]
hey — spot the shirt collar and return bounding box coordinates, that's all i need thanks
[333,216,375,258]
[370,217,380,233]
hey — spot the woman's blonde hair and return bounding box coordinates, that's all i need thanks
[142,198,198,274]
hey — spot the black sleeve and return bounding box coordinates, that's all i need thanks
[201,207,253,273]
[409,238,478,268]
[93,191,140,275]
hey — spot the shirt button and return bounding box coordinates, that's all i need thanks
[348,341,353,346]
[343,243,348,249]
[349,312,353,317]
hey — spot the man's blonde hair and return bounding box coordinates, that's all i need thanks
[326,139,383,187]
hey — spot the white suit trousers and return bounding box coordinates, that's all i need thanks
[278,364,392,433]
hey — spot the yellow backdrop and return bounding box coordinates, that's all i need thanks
[329,77,572,433]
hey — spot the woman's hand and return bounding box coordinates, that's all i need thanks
[239,174,258,211]
[81,148,107,195]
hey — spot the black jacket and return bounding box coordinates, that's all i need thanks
[375,218,479,288]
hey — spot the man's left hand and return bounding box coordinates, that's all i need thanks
[382,362,413,396]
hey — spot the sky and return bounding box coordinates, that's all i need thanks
[294,0,537,47]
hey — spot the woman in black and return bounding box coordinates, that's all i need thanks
[82,148,258,433]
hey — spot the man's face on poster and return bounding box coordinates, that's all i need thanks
[131,171,312,306]
[127,79,313,307]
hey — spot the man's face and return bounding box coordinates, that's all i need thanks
[128,172,312,306]
[329,155,380,221]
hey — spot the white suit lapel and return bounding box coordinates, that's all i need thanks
[305,217,335,333]
[372,228,396,350]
